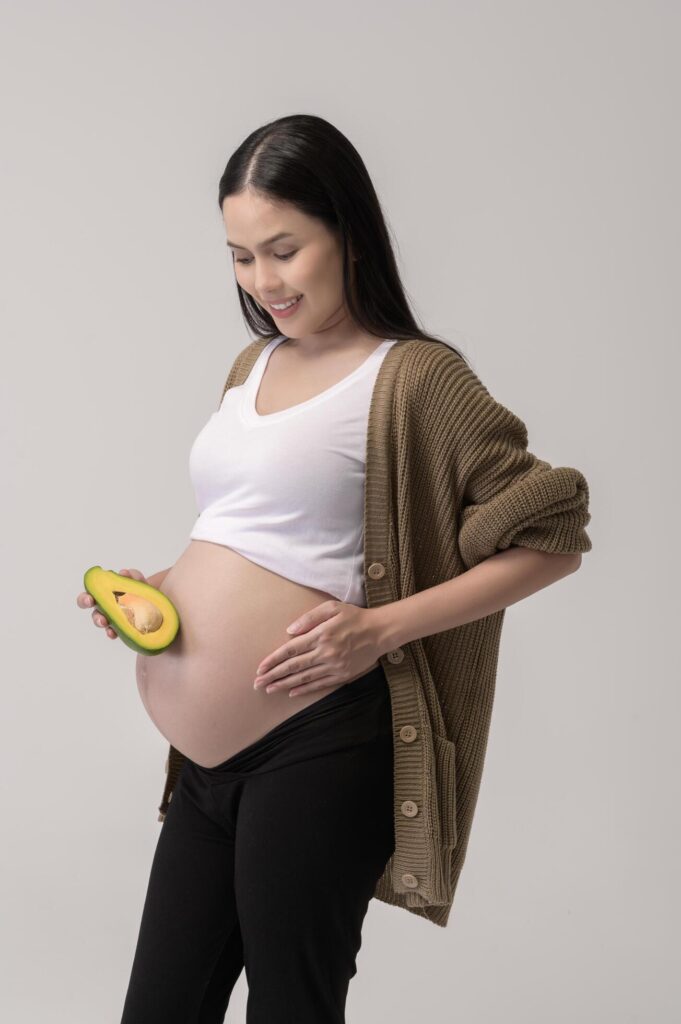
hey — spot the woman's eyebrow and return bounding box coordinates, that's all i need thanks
[226,231,295,250]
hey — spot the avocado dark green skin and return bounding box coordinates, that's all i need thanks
[83,565,180,655]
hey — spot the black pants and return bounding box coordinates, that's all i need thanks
[120,664,395,1024]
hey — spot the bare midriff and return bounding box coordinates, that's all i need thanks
[135,539,379,768]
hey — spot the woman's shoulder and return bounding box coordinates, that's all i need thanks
[222,335,277,392]
[394,338,479,401]
[393,338,529,447]
[234,334,277,365]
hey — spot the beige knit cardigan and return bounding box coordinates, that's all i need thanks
[157,337,592,929]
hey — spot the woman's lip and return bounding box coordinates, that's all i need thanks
[267,294,302,306]
[268,294,303,316]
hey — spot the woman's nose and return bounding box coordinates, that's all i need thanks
[256,272,285,297]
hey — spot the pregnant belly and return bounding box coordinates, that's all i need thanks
[135,539,378,768]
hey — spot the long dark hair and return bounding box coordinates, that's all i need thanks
[217,113,469,363]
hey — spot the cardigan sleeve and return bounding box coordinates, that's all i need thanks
[450,359,592,570]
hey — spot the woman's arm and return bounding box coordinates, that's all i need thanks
[372,547,581,652]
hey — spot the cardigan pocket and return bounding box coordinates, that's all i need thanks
[433,732,457,847]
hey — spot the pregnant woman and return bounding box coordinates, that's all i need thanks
[85,117,413,1024]
[77,114,592,1023]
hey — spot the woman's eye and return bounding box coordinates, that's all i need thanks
[235,251,297,266]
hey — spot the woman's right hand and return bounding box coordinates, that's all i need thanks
[76,568,149,640]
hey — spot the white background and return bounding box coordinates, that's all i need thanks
[1,1,678,1021]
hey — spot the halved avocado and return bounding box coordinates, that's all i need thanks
[83,565,180,655]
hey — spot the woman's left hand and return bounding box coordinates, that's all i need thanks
[253,600,386,697]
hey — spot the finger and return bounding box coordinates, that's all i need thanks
[264,665,327,693]
[255,636,317,679]
[255,654,307,687]
[120,568,145,581]
[288,676,338,697]
[92,609,109,628]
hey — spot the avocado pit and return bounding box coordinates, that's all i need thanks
[115,592,164,634]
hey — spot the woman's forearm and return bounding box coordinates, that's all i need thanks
[372,547,582,653]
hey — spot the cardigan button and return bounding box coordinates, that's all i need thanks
[401,873,418,889]
[399,725,417,742]
[386,647,404,664]
[367,562,386,579]
[401,800,418,818]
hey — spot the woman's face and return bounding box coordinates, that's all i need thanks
[223,189,356,343]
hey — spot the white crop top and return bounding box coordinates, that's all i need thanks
[188,334,398,607]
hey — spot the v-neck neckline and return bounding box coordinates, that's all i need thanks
[240,334,397,424]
